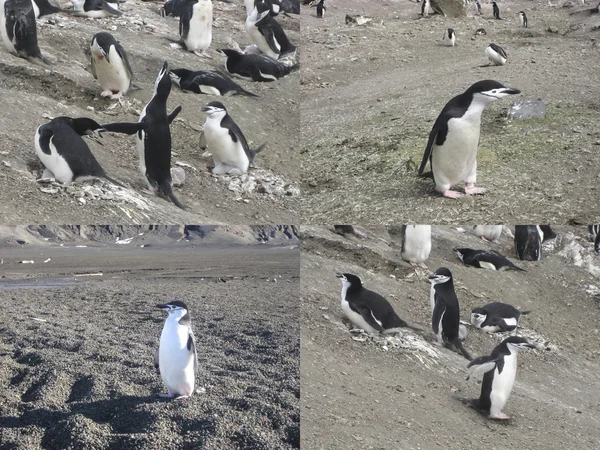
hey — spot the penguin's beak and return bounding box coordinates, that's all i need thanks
[502,88,521,95]
[335,273,344,279]
[201,106,211,112]
[428,274,438,280]
[156,304,169,310]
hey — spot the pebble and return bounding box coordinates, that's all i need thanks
[171,167,186,186]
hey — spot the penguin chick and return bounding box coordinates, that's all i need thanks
[454,248,525,272]
[336,273,423,334]
[155,301,198,399]
[471,302,530,333]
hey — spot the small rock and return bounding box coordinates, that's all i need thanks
[547,26,559,33]
[2,161,11,167]
[171,167,186,186]
[78,197,86,205]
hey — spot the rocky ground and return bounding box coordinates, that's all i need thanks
[0,0,300,224]
[301,0,600,223]
[0,228,300,449]
[301,225,600,449]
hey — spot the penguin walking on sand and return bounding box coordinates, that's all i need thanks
[454,248,525,271]
[34,117,124,186]
[492,1,500,19]
[219,48,293,82]
[90,32,133,100]
[417,80,520,198]
[169,68,257,97]
[336,273,422,334]
[400,225,431,268]
[71,0,123,18]
[471,302,530,333]
[460,336,537,420]
[102,62,184,209]
[444,28,456,47]
[310,0,325,17]
[473,225,503,242]
[514,225,542,261]
[428,267,472,360]
[1,0,49,64]
[518,11,528,28]
[485,43,507,66]
[179,0,212,58]
[200,101,266,175]
[155,301,198,399]
[246,2,296,60]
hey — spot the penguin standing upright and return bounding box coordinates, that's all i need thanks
[485,43,508,66]
[421,0,430,17]
[473,225,503,242]
[310,0,325,17]
[428,267,472,360]
[90,32,133,100]
[518,11,528,28]
[514,225,542,261]
[155,301,198,399]
[180,0,212,57]
[444,28,456,47]
[34,117,124,186]
[336,273,422,334]
[71,0,122,18]
[200,101,266,175]
[219,48,293,82]
[400,225,432,268]
[246,2,296,60]
[1,0,48,63]
[492,1,500,19]
[102,62,184,209]
[471,302,530,333]
[463,336,537,420]
[417,80,520,198]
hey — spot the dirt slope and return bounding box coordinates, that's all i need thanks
[301,225,600,449]
[301,1,600,223]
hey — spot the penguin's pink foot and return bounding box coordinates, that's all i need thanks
[101,90,113,98]
[490,411,510,420]
[110,92,123,100]
[465,185,487,196]
[157,393,175,398]
[442,190,464,199]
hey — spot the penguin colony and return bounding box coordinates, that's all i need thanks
[334,224,600,420]
[1,0,298,210]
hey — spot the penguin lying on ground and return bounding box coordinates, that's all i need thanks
[34,117,124,186]
[458,336,537,420]
[219,48,294,82]
[155,301,198,399]
[471,302,530,333]
[169,68,257,97]
[246,2,296,59]
[71,0,123,17]
[454,248,525,271]
[90,32,133,100]
[336,273,423,334]
[31,0,72,17]
[1,0,50,64]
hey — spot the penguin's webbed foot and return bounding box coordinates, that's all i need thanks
[101,90,114,98]
[110,92,124,100]
[194,50,212,59]
[490,411,510,420]
[442,190,464,199]
[465,185,487,196]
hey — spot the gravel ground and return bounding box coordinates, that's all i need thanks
[301,224,600,449]
[0,239,300,449]
[0,0,300,224]
[301,1,600,223]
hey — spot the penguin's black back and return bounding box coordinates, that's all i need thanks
[514,225,541,261]
[346,285,405,329]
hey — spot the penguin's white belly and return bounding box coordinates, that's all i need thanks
[35,130,75,183]
[203,120,249,174]
[341,298,380,334]
[478,261,497,270]
[432,118,480,188]
[474,225,503,241]
[244,0,254,16]
[0,0,16,54]
[429,287,436,313]
[490,354,517,413]
[402,225,432,263]
[93,47,131,93]
[185,3,212,51]
[159,321,195,396]
[486,46,506,65]
[246,22,279,60]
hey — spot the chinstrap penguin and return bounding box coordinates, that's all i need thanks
[514,225,542,261]
[471,302,530,333]
[102,61,184,209]
[180,0,212,58]
[400,225,431,268]
[169,68,257,97]
[245,3,296,60]
[518,11,527,28]
[473,225,503,242]
[454,248,525,272]
[492,1,500,19]
[421,0,430,17]
[417,80,520,198]
[461,336,537,420]
[34,116,124,186]
[444,28,456,47]
[200,101,266,175]
[336,273,422,334]
[90,32,133,100]
[155,301,198,399]
[428,267,472,360]
[1,0,49,64]
[219,48,293,82]
[71,0,123,18]
[538,225,557,242]
[485,43,507,66]
[310,0,325,17]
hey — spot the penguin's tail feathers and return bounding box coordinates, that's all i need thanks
[520,310,532,316]
[237,87,259,97]
[102,174,127,189]
[509,263,527,272]
[159,180,186,210]
[452,338,473,361]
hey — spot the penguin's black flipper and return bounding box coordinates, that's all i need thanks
[154,348,160,370]
[248,142,267,167]
[466,353,501,379]
[101,122,148,135]
[168,105,183,124]
[102,1,123,16]
[431,300,446,336]
[349,303,385,333]
[102,174,127,188]
[188,329,198,374]
[418,120,444,175]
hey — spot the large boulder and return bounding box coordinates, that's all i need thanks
[430,0,467,18]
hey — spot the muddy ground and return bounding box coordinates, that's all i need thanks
[0,0,299,224]
[301,225,600,449]
[301,1,600,223]
[0,236,300,449]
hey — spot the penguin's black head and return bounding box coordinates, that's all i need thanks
[201,101,227,116]
[452,248,466,262]
[428,267,452,284]
[153,61,171,98]
[466,80,521,101]
[60,117,104,137]
[503,336,538,350]
[156,300,189,314]
[218,48,241,59]
[169,68,190,87]
[90,32,116,55]
[336,272,362,288]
